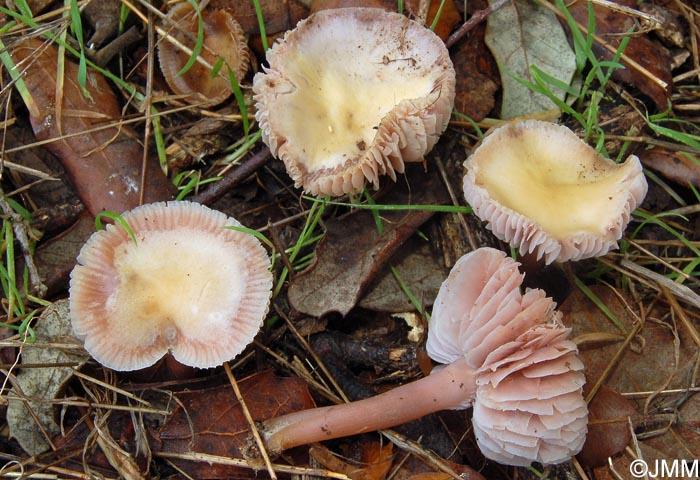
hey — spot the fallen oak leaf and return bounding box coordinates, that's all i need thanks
[10,38,174,216]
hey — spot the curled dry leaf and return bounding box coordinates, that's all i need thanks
[309,442,393,480]
[11,39,175,216]
[639,146,700,187]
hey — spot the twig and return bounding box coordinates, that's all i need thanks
[446,0,511,48]
[0,190,47,297]
[434,156,477,251]
[153,451,351,479]
[539,0,668,90]
[192,147,271,206]
[660,285,700,350]
[620,258,700,311]
[223,363,277,480]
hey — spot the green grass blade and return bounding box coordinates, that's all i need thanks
[95,212,138,244]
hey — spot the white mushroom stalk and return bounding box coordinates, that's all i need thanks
[253,7,456,196]
[463,120,648,264]
[69,201,272,371]
[259,248,587,466]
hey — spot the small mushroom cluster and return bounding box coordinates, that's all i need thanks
[69,201,272,371]
[253,7,456,196]
[463,120,648,264]
[256,247,587,466]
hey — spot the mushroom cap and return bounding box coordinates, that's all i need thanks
[426,247,588,465]
[253,7,456,196]
[462,120,648,264]
[69,201,272,371]
[158,3,251,105]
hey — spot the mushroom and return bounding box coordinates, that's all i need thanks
[253,7,456,196]
[462,120,648,264]
[158,3,251,105]
[69,201,272,371]
[257,247,587,466]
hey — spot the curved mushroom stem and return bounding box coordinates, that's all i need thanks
[260,357,476,454]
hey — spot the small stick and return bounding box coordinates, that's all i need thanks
[446,0,511,48]
[223,363,277,480]
[0,192,47,297]
[192,147,271,206]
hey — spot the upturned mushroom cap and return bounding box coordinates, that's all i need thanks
[253,7,456,196]
[462,120,648,264]
[426,247,588,465]
[69,201,272,371]
[158,3,251,105]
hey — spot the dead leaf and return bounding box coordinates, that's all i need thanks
[578,385,638,468]
[310,441,394,480]
[561,286,700,473]
[6,299,88,455]
[288,166,449,317]
[150,371,315,479]
[405,0,461,41]
[211,0,308,34]
[359,237,449,313]
[485,0,576,118]
[26,212,95,296]
[11,39,174,216]
[639,146,700,187]
[566,0,673,110]
[451,22,499,121]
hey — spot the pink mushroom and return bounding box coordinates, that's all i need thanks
[253,7,456,196]
[257,247,587,466]
[463,120,648,264]
[69,201,272,371]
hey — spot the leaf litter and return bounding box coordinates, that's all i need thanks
[0,0,699,479]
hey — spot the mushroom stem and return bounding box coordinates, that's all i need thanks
[260,357,476,454]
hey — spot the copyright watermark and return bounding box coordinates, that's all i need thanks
[629,459,699,478]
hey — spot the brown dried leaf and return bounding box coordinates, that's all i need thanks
[561,286,700,471]
[451,23,499,121]
[310,442,393,480]
[578,385,637,468]
[211,0,308,34]
[11,39,174,216]
[151,371,315,479]
[405,0,461,41]
[288,167,449,317]
[566,0,673,109]
[359,236,449,312]
[639,146,700,187]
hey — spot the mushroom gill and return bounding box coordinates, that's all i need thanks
[253,7,456,196]
[462,120,648,264]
